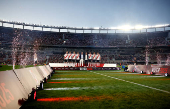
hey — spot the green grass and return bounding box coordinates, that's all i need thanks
[0,65,13,71]
[19,70,170,109]
[0,65,41,71]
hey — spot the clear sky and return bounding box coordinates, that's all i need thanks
[0,0,170,28]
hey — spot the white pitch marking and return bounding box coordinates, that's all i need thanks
[144,76,165,77]
[44,87,89,90]
[90,71,170,94]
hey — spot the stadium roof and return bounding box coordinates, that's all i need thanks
[0,19,170,33]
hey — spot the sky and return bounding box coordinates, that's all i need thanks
[0,0,170,28]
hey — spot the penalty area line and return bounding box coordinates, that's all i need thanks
[91,71,170,94]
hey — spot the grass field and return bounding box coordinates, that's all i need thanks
[20,69,170,109]
[0,65,39,71]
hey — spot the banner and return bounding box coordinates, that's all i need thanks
[92,67,119,70]
[36,66,50,78]
[0,70,27,109]
[14,68,39,94]
[45,65,53,73]
[128,65,152,74]
[151,65,170,75]
[53,67,119,70]
[27,67,44,83]
[49,63,117,68]
[54,67,80,70]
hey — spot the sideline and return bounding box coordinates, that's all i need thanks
[90,71,170,94]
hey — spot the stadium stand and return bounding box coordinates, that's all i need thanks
[0,22,170,108]
[0,26,170,65]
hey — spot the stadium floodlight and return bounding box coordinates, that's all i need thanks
[94,27,99,29]
[135,25,144,30]
[164,24,170,26]
[144,25,151,29]
[110,27,117,29]
[154,25,163,28]
[154,24,169,28]
[118,25,133,30]
[83,27,88,29]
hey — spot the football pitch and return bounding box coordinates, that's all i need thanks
[21,70,170,109]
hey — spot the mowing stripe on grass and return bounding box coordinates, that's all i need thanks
[96,70,123,72]
[55,71,83,72]
[51,78,100,80]
[91,71,170,94]
[48,81,101,83]
[48,82,72,83]
[102,73,141,74]
[44,85,118,90]
[53,74,90,75]
[144,76,165,77]
[51,78,89,80]
[53,75,100,77]
[44,87,90,90]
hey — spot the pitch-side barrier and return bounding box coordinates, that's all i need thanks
[151,65,170,76]
[49,63,120,70]
[0,65,53,109]
[0,70,28,109]
[36,66,50,79]
[128,65,170,76]
[14,68,41,94]
[45,65,53,73]
[128,65,152,74]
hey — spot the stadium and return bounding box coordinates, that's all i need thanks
[0,0,170,108]
[0,19,170,108]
